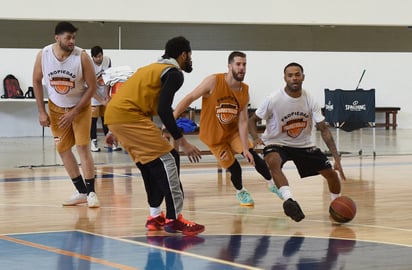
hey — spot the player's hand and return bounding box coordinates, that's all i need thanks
[39,112,50,127]
[334,159,346,181]
[162,129,171,141]
[253,137,265,148]
[58,110,76,128]
[177,137,201,163]
[243,150,255,166]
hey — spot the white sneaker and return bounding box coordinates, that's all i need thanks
[87,192,100,208]
[62,192,87,206]
[112,144,122,151]
[91,139,100,152]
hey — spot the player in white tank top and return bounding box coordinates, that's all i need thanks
[32,21,100,208]
[41,44,85,108]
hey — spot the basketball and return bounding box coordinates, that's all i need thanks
[329,196,357,223]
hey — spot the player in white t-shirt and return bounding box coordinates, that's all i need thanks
[249,62,345,222]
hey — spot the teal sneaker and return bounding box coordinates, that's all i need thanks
[236,190,254,206]
[269,185,283,200]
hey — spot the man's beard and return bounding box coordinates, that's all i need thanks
[287,83,301,92]
[182,59,193,73]
[232,70,245,82]
[59,41,73,52]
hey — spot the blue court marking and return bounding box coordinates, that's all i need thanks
[131,235,412,269]
[1,231,412,269]
[0,231,247,270]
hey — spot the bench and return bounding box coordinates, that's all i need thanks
[375,107,401,129]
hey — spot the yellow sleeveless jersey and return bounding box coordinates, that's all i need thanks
[105,62,175,124]
[199,73,249,145]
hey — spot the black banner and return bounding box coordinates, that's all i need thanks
[324,89,375,131]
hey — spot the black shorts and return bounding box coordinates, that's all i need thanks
[262,145,332,178]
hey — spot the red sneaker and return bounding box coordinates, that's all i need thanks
[145,212,166,231]
[164,214,205,236]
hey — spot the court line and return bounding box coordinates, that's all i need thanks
[0,234,140,270]
[0,201,411,247]
[83,230,263,270]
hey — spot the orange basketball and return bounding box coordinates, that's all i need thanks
[329,196,357,223]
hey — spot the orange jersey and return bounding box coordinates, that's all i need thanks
[199,73,249,146]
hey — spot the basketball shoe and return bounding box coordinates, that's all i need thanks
[145,212,166,231]
[283,198,305,222]
[90,139,100,152]
[269,185,283,200]
[87,192,100,208]
[164,214,205,236]
[62,192,87,206]
[236,190,254,206]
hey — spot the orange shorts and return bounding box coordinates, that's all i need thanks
[48,100,92,153]
[206,133,253,169]
[108,118,173,164]
[92,105,106,118]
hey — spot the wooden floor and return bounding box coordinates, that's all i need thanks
[1,128,412,269]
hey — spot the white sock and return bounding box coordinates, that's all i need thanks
[149,207,162,217]
[267,179,275,188]
[330,193,340,201]
[279,186,293,200]
[236,187,246,194]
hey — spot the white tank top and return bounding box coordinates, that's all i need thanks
[42,44,85,108]
[92,55,111,106]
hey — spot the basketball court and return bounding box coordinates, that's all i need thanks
[0,129,411,269]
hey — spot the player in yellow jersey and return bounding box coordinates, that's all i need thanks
[104,36,204,236]
[173,51,282,207]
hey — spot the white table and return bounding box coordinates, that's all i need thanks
[0,98,51,137]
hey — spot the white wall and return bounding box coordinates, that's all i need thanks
[1,1,411,26]
[1,48,411,128]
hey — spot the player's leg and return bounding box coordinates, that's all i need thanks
[209,143,254,206]
[319,164,341,201]
[136,161,166,231]
[90,106,100,152]
[263,145,305,222]
[248,148,282,199]
[49,101,88,206]
[293,147,341,201]
[109,121,204,235]
[73,105,99,208]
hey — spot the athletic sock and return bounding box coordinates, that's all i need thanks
[330,193,340,201]
[279,186,293,201]
[72,175,87,194]
[85,178,96,194]
[150,207,162,217]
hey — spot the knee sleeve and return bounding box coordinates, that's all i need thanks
[227,159,242,190]
[250,148,272,180]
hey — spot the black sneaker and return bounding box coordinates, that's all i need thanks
[283,198,305,222]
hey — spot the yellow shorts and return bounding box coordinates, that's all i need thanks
[207,133,253,169]
[92,105,106,118]
[48,100,92,153]
[108,118,173,164]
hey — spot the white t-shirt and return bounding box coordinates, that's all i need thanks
[255,88,324,148]
[42,44,85,108]
[92,55,111,106]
